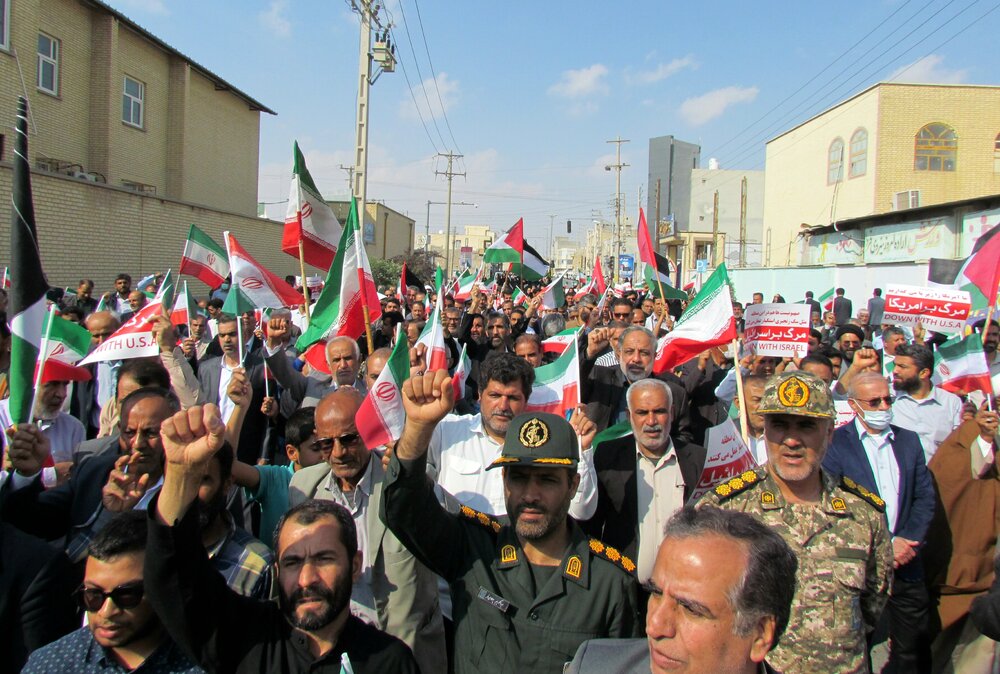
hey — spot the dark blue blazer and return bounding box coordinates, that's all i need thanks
[824,422,936,580]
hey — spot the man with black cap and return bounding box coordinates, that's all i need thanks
[381,370,640,674]
[698,370,892,674]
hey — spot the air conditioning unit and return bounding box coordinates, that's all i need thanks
[893,190,920,211]
[70,171,98,182]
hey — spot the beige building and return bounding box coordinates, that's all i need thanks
[329,201,416,264]
[417,224,494,276]
[0,0,295,290]
[688,167,764,268]
[764,82,1000,267]
[550,235,584,277]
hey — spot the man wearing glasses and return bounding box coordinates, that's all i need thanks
[287,388,445,674]
[824,371,936,672]
[23,511,202,673]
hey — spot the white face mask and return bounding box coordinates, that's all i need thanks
[862,408,893,431]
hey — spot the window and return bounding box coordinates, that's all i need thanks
[915,123,957,171]
[122,76,144,128]
[37,33,59,95]
[994,133,1000,173]
[0,0,10,51]
[827,138,844,184]
[849,128,868,178]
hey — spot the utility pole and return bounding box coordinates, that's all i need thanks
[436,151,465,277]
[605,137,629,284]
[739,176,748,267]
[338,164,355,196]
[350,1,394,237]
[711,190,720,268]
[426,199,475,260]
[548,214,556,261]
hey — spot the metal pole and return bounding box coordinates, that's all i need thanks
[712,190,720,268]
[425,200,430,254]
[739,176,748,267]
[444,160,454,277]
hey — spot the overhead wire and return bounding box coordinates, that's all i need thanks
[392,0,450,152]
[411,0,464,158]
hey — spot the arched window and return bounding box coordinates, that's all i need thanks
[828,138,844,184]
[849,128,868,178]
[915,123,957,171]
[994,132,1000,173]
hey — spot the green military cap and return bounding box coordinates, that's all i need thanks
[486,412,579,470]
[757,370,835,419]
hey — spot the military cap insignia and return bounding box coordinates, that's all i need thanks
[565,555,582,579]
[761,491,776,505]
[831,497,847,512]
[838,476,886,512]
[519,418,549,448]
[588,538,636,576]
[777,377,810,407]
[500,545,517,564]
[459,504,503,531]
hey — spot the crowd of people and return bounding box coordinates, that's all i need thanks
[1,273,999,674]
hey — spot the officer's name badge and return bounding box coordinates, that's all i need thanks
[477,587,511,614]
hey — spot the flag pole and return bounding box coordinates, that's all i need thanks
[731,338,750,444]
[237,314,246,366]
[184,281,192,339]
[358,266,375,356]
[29,305,56,424]
[298,240,311,324]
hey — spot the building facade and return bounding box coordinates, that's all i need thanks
[646,135,701,236]
[329,201,415,265]
[763,82,1000,268]
[417,224,494,276]
[687,166,765,268]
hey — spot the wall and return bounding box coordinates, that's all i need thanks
[689,168,765,265]
[0,164,299,293]
[729,263,929,309]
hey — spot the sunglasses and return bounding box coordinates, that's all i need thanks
[76,582,145,612]
[311,432,362,453]
[850,396,896,408]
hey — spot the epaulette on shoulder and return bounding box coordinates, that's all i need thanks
[458,504,502,533]
[839,476,886,512]
[588,538,637,576]
[712,468,765,501]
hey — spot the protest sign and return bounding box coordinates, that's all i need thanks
[691,419,757,501]
[882,284,971,334]
[834,400,856,429]
[743,303,811,358]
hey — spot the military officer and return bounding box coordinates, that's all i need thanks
[698,370,892,674]
[381,369,640,674]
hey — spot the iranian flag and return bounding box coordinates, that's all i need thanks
[170,281,198,327]
[42,308,93,364]
[355,331,411,448]
[574,258,608,300]
[453,266,480,302]
[934,333,994,396]
[539,273,567,310]
[654,264,737,374]
[416,267,448,371]
[296,198,381,351]
[7,97,50,424]
[483,218,524,265]
[525,333,580,417]
[452,343,470,401]
[0,267,10,289]
[282,141,342,271]
[179,224,229,288]
[512,287,528,306]
[818,287,835,311]
[225,232,302,309]
[542,328,577,355]
[81,272,176,365]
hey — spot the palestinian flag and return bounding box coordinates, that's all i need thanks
[453,266,480,303]
[225,232,302,309]
[542,328,577,355]
[416,267,448,371]
[637,207,657,268]
[42,308,93,364]
[525,333,580,417]
[654,264,737,374]
[483,218,524,265]
[929,225,1000,316]
[575,258,608,300]
[643,251,686,300]
[296,198,381,351]
[452,343,470,401]
[539,273,567,310]
[81,272,176,365]
[934,333,994,396]
[508,241,549,281]
[7,97,49,425]
[170,281,198,327]
[356,330,411,448]
[282,141,342,271]
[511,287,528,306]
[179,224,229,288]
[397,263,426,303]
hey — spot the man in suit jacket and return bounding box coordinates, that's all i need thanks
[867,288,886,328]
[197,314,269,464]
[805,290,823,320]
[832,287,853,326]
[823,371,936,673]
[582,378,707,584]
[287,388,445,674]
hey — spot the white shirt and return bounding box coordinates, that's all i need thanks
[748,433,767,466]
[427,413,597,520]
[854,419,900,532]
[635,442,685,582]
[892,386,964,462]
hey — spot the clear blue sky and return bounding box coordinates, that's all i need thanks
[110,0,999,254]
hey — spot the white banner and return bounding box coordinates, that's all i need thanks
[882,284,971,334]
[691,419,756,501]
[743,303,811,358]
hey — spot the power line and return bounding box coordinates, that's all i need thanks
[393,1,449,151]
[391,31,440,154]
[411,0,463,157]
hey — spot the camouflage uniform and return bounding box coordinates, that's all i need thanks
[698,371,893,674]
